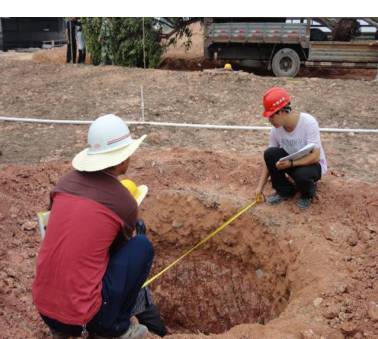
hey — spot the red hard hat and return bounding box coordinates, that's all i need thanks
[262,87,291,118]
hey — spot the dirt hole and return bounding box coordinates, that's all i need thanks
[144,190,292,334]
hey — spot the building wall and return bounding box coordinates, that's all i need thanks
[0,19,3,51]
[0,17,65,51]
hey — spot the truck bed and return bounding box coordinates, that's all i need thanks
[307,40,378,67]
[206,22,308,47]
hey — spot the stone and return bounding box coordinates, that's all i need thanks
[359,230,371,242]
[337,284,348,294]
[255,269,264,279]
[147,132,161,145]
[340,322,360,336]
[300,329,318,338]
[322,304,341,319]
[321,223,358,246]
[313,297,324,307]
[172,220,183,228]
[346,233,358,246]
[366,223,376,233]
[367,301,378,322]
[21,221,37,231]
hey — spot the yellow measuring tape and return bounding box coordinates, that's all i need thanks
[142,195,263,287]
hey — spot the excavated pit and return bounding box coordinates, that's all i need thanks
[141,190,292,334]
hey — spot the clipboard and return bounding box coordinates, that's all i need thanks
[279,143,315,161]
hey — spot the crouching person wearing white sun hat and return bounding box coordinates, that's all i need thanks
[33,114,153,339]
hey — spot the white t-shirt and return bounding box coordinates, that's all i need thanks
[269,112,327,175]
[76,28,85,50]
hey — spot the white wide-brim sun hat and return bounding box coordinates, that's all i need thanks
[72,114,147,172]
[72,135,146,172]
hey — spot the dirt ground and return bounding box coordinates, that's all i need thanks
[0,35,378,339]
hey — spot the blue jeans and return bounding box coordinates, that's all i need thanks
[41,235,154,337]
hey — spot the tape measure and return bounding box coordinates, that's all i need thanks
[142,194,264,287]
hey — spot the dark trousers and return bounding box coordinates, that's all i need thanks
[136,304,167,337]
[78,48,86,64]
[66,43,77,63]
[264,147,321,198]
[41,235,154,337]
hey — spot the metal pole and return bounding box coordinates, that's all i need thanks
[140,85,145,121]
[142,17,146,69]
[69,20,73,64]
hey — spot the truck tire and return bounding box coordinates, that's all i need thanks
[272,48,301,77]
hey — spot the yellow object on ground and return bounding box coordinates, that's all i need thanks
[142,194,264,287]
[224,63,233,71]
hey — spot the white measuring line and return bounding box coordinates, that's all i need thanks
[1,116,378,133]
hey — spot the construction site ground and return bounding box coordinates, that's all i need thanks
[0,35,378,339]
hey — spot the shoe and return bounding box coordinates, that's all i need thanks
[118,323,148,339]
[297,196,312,209]
[266,194,290,205]
[93,323,148,339]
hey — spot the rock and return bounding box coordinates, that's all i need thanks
[322,224,337,241]
[321,223,358,246]
[367,301,378,322]
[340,322,360,336]
[359,230,371,242]
[324,329,344,339]
[337,284,348,294]
[346,233,358,246]
[172,220,183,228]
[300,329,318,338]
[5,268,17,278]
[322,304,341,319]
[366,223,377,233]
[255,269,264,279]
[147,132,161,145]
[21,221,36,231]
[313,297,324,307]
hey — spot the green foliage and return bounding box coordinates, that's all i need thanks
[81,17,163,68]
[81,18,102,65]
[156,17,201,51]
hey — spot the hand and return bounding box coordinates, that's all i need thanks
[135,219,147,235]
[275,160,291,170]
[255,188,265,202]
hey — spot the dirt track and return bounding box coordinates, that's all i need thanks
[0,52,378,339]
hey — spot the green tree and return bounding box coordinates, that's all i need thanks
[81,17,102,65]
[81,17,200,68]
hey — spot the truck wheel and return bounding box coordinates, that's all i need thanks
[272,48,301,77]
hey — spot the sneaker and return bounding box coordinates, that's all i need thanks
[118,323,148,339]
[297,196,312,209]
[94,323,148,339]
[266,194,290,205]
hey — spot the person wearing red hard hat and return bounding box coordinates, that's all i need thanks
[255,87,327,209]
